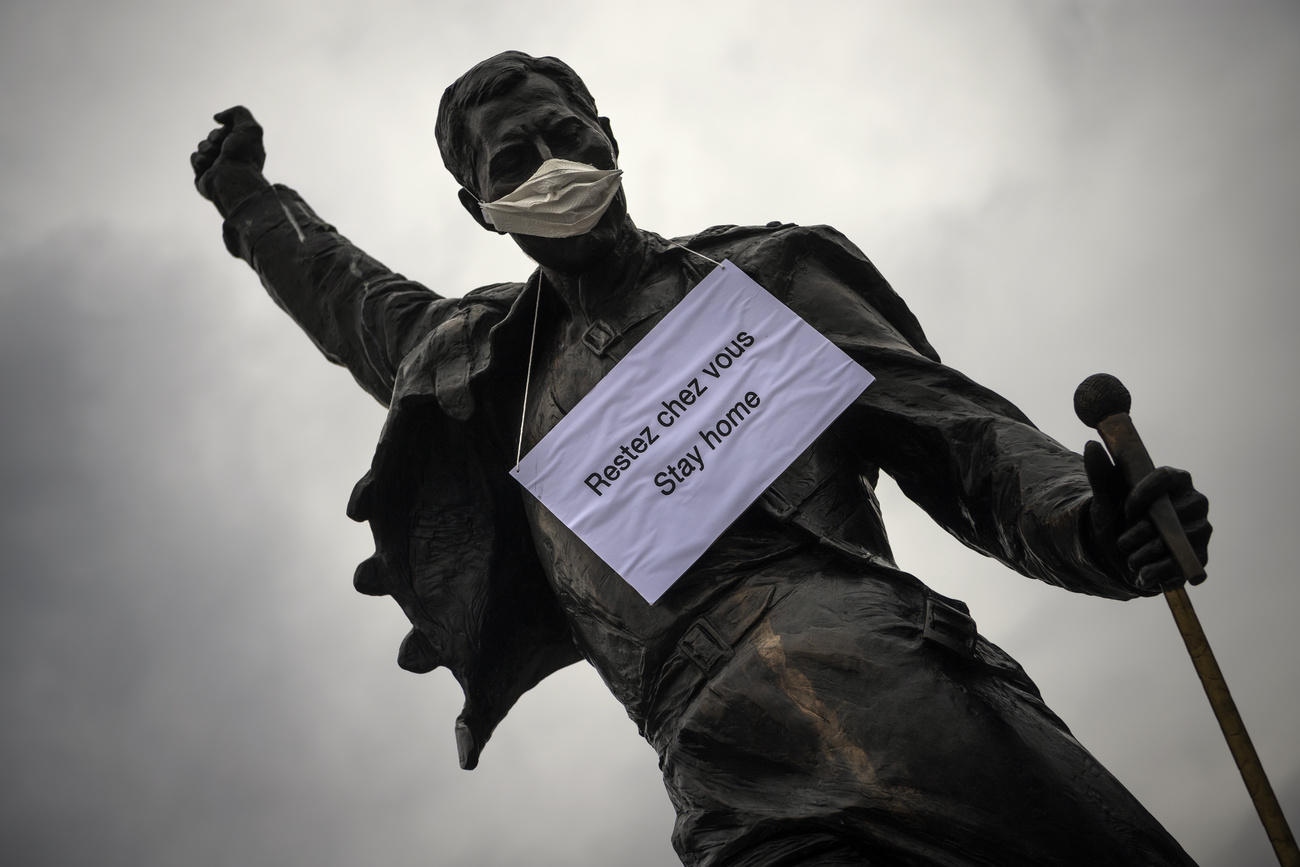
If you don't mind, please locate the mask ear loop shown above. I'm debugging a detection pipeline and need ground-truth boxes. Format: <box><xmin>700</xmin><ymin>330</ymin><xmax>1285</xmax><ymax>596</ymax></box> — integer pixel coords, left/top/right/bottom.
<box><xmin>515</xmin><ymin>270</ymin><xmax>544</xmax><ymax>467</ymax></box>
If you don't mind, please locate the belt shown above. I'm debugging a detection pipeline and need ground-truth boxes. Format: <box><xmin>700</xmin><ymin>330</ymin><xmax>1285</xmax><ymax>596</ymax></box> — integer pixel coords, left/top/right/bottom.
<box><xmin>642</xmin><ymin>577</ymin><xmax>980</xmax><ymax>745</ymax></box>
<box><xmin>643</xmin><ymin>583</ymin><xmax>780</xmax><ymax>743</ymax></box>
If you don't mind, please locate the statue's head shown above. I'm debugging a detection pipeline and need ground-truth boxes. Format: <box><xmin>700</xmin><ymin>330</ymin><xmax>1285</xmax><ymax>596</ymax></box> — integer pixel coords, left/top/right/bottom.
<box><xmin>437</xmin><ymin>52</ymin><xmax>604</xmax><ymax>193</ymax></box>
<box><xmin>437</xmin><ymin>51</ymin><xmax>627</xmax><ymax>271</ymax></box>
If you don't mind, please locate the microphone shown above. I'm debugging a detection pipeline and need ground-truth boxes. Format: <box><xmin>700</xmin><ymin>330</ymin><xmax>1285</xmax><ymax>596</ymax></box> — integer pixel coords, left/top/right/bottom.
<box><xmin>1074</xmin><ymin>372</ymin><xmax>1205</xmax><ymax>584</ymax></box>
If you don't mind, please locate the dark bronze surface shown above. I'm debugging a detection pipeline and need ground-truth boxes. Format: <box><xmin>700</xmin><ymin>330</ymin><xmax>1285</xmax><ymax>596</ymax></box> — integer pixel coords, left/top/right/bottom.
<box><xmin>192</xmin><ymin>52</ymin><xmax>1213</xmax><ymax>866</ymax></box>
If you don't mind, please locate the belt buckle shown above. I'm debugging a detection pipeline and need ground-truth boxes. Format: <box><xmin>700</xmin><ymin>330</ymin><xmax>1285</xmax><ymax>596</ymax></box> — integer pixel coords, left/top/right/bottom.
<box><xmin>581</xmin><ymin>320</ymin><xmax>617</xmax><ymax>356</ymax></box>
<box><xmin>923</xmin><ymin>596</ymin><xmax>977</xmax><ymax>658</ymax></box>
<box><xmin>760</xmin><ymin>486</ymin><xmax>797</xmax><ymax>520</ymax></box>
<box><xmin>679</xmin><ymin>617</ymin><xmax>733</xmax><ymax>676</ymax></box>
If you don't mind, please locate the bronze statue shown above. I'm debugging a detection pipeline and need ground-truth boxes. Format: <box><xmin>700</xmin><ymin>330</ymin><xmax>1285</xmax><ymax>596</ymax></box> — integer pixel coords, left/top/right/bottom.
<box><xmin>192</xmin><ymin>52</ymin><xmax>1211</xmax><ymax>866</ymax></box>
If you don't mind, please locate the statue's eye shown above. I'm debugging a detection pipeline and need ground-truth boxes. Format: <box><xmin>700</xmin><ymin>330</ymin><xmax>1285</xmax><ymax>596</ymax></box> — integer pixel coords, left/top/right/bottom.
<box><xmin>490</xmin><ymin>147</ymin><xmax>532</xmax><ymax>181</ymax></box>
<box><xmin>550</xmin><ymin>119</ymin><xmax>585</xmax><ymax>149</ymax></box>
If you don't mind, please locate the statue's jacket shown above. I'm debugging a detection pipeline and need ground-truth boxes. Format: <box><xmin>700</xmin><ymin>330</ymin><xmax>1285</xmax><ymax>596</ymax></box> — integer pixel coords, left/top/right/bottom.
<box><xmin>222</xmin><ymin>185</ymin><xmax>1137</xmax><ymax>771</ymax></box>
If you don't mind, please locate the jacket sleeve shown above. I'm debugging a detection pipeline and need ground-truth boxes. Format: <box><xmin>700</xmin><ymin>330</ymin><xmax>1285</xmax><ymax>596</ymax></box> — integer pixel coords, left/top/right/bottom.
<box><xmin>221</xmin><ymin>183</ymin><xmax>460</xmax><ymax>405</ymax></box>
<box><xmin>761</xmin><ymin>225</ymin><xmax>1135</xmax><ymax>600</ymax></box>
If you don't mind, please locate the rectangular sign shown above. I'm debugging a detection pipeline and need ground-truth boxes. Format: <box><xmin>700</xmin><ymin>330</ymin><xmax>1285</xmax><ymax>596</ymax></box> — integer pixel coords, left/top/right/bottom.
<box><xmin>510</xmin><ymin>261</ymin><xmax>874</xmax><ymax>603</ymax></box>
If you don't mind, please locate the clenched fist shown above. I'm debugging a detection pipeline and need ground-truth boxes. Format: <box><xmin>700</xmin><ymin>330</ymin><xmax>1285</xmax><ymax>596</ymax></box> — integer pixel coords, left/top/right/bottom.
<box><xmin>1084</xmin><ymin>442</ymin><xmax>1212</xmax><ymax>595</ymax></box>
<box><xmin>191</xmin><ymin>106</ymin><xmax>269</xmax><ymax>218</ymax></box>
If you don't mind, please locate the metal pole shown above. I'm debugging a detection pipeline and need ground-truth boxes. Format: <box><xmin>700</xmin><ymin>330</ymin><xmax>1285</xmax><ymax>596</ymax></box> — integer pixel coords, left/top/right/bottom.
<box><xmin>1164</xmin><ymin>586</ymin><xmax>1298</xmax><ymax>867</ymax></box>
<box><xmin>1075</xmin><ymin>373</ymin><xmax>1297</xmax><ymax>867</ymax></box>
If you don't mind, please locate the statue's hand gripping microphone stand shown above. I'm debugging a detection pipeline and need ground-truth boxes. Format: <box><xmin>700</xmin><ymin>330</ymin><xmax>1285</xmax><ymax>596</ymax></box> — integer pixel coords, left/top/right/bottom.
<box><xmin>1075</xmin><ymin>373</ymin><xmax>1298</xmax><ymax>867</ymax></box>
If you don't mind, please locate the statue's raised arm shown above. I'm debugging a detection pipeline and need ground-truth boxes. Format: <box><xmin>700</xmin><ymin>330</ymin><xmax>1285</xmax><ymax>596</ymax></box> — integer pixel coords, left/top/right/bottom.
<box><xmin>191</xmin><ymin>106</ymin><xmax>458</xmax><ymax>405</ymax></box>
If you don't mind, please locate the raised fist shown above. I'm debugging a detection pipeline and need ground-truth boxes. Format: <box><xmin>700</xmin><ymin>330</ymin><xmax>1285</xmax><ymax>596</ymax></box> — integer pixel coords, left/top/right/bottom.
<box><xmin>191</xmin><ymin>106</ymin><xmax>268</xmax><ymax>217</ymax></box>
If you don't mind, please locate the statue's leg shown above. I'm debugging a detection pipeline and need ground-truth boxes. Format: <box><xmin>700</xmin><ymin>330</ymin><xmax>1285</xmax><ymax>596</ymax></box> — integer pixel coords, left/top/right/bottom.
<box><xmin>648</xmin><ymin>563</ymin><xmax>1198</xmax><ymax>867</ymax></box>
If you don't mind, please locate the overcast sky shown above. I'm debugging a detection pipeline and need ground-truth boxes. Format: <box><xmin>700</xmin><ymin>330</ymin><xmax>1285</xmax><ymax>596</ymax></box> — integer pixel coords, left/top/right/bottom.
<box><xmin>1</xmin><ymin>1</ymin><xmax>1297</xmax><ymax>865</ymax></box>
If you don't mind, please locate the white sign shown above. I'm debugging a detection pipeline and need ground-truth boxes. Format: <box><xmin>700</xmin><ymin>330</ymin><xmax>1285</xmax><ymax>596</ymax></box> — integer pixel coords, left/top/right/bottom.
<box><xmin>510</xmin><ymin>261</ymin><xmax>874</xmax><ymax>603</ymax></box>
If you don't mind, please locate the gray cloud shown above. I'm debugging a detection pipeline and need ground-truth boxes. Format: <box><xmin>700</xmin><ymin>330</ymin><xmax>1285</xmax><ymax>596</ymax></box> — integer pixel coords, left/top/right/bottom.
<box><xmin>2</xmin><ymin>2</ymin><xmax>1297</xmax><ymax>865</ymax></box>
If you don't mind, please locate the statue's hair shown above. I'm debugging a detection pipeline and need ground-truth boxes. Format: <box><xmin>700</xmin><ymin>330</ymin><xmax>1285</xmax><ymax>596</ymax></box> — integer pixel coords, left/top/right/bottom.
<box><xmin>436</xmin><ymin>51</ymin><xmax>600</xmax><ymax>196</ymax></box>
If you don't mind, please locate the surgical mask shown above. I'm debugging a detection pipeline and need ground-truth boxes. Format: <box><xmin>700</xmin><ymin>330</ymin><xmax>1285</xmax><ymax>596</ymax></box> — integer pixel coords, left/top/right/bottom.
<box><xmin>478</xmin><ymin>158</ymin><xmax>623</xmax><ymax>238</ymax></box>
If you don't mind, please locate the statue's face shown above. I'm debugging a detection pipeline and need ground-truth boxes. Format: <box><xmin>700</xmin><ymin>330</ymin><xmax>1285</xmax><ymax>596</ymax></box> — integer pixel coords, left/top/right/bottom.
<box><xmin>464</xmin><ymin>73</ymin><xmax>627</xmax><ymax>271</ymax></box>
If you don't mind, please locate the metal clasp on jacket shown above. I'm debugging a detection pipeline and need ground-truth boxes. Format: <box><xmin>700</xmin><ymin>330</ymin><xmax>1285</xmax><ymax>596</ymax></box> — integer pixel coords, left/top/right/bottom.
<box><xmin>760</xmin><ymin>485</ymin><xmax>798</xmax><ymax>520</ymax></box>
<box><xmin>678</xmin><ymin>616</ymin><xmax>734</xmax><ymax>676</ymax></box>
<box><xmin>923</xmin><ymin>595</ymin><xmax>978</xmax><ymax>659</ymax></box>
<box><xmin>581</xmin><ymin>320</ymin><xmax>617</xmax><ymax>356</ymax></box>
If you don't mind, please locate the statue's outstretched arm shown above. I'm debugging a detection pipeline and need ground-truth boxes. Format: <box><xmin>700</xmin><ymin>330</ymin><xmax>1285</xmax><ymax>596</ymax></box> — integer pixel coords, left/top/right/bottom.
<box><xmin>192</xmin><ymin>107</ymin><xmax>458</xmax><ymax>405</ymax></box>
<box><xmin>777</xmin><ymin>228</ymin><xmax>1208</xmax><ymax>599</ymax></box>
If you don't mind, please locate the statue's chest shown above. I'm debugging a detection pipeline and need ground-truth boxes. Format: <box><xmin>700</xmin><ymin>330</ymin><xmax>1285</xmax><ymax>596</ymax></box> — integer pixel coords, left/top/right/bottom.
<box><xmin>523</xmin><ymin>288</ymin><xmax>683</xmax><ymax>447</ymax></box>
<box><xmin>517</xmin><ymin>306</ymin><xmax>682</xmax><ymax>642</ymax></box>
<box><xmin>537</xmin><ymin>330</ymin><xmax>619</xmax><ymax>425</ymax></box>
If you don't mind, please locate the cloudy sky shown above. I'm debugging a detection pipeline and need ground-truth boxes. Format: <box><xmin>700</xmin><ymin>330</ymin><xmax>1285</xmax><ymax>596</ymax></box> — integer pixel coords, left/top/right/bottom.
<box><xmin>2</xmin><ymin>1</ymin><xmax>1297</xmax><ymax>865</ymax></box>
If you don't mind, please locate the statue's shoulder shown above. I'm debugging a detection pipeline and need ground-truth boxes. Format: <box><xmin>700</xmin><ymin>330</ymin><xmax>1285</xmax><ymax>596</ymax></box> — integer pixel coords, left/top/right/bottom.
<box><xmin>677</xmin><ymin>221</ymin><xmax>871</xmax><ymax>271</ymax></box>
<box><xmin>677</xmin><ymin>222</ymin><xmax>939</xmax><ymax>362</ymax></box>
<box><xmin>678</xmin><ymin>219</ymin><xmax>808</xmax><ymax>248</ymax></box>
<box><xmin>460</xmin><ymin>280</ymin><xmax>527</xmax><ymax>314</ymax></box>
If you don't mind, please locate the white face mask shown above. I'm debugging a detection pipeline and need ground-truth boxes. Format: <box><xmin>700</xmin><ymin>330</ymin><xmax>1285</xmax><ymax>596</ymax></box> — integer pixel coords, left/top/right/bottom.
<box><xmin>478</xmin><ymin>158</ymin><xmax>623</xmax><ymax>238</ymax></box>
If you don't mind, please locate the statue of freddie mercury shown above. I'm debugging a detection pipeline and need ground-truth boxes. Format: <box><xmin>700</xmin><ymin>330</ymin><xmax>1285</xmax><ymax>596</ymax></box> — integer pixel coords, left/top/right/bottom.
<box><xmin>191</xmin><ymin>51</ymin><xmax>1212</xmax><ymax>867</ymax></box>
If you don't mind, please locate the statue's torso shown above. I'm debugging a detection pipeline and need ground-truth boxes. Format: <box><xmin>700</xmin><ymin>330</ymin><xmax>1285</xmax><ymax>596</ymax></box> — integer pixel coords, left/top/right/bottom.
<box><xmin>515</xmin><ymin>246</ymin><xmax>806</xmax><ymax>712</ymax></box>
